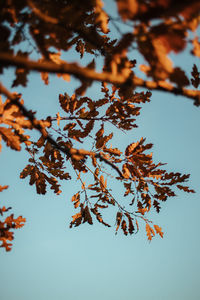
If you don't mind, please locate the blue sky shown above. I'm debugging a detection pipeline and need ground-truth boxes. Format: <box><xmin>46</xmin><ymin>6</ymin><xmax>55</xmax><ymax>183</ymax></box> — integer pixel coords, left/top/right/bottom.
<box><xmin>1</xmin><ymin>2</ymin><xmax>200</xmax><ymax>300</ymax></box>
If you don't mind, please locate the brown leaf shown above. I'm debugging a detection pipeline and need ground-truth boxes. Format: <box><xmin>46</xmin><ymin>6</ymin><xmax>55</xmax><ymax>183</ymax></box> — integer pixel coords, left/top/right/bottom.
<box><xmin>83</xmin><ymin>205</ymin><xmax>93</xmax><ymax>225</ymax></box>
<box><xmin>70</xmin><ymin>212</ymin><xmax>82</xmax><ymax>228</ymax></box>
<box><xmin>146</xmin><ymin>223</ymin><xmax>155</xmax><ymax>241</ymax></box>
<box><xmin>99</xmin><ymin>175</ymin><xmax>105</xmax><ymax>189</ymax></box>
<box><xmin>14</xmin><ymin>215</ymin><xmax>26</xmax><ymax>229</ymax></box>
<box><xmin>12</xmin><ymin>68</ymin><xmax>29</xmax><ymax>87</ymax></box>
<box><xmin>177</xmin><ymin>185</ymin><xmax>195</xmax><ymax>193</ymax></box>
<box><xmin>91</xmin><ymin>207</ymin><xmax>111</xmax><ymax>227</ymax></box>
<box><xmin>103</xmin><ymin>147</ymin><xmax>122</xmax><ymax>156</ymax></box>
<box><xmin>122</xmin><ymin>164</ymin><xmax>130</xmax><ymax>179</ymax></box>
<box><xmin>20</xmin><ymin>164</ymin><xmax>33</xmax><ymax>179</ymax></box>
<box><xmin>192</xmin><ymin>37</ymin><xmax>200</xmax><ymax>57</ymax></box>
<box><xmin>115</xmin><ymin>211</ymin><xmax>122</xmax><ymax>233</ymax></box>
<box><xmin>0</xmin><ymin>185</ymin><xmax>9</xmax><ymax>192</ymax></box>
<box><xmin>154</xmin><ymin>225</ymin><xmax>164</xmax><ymax>238</ymax></box>
<box><xmin>76</xmin><ymin>40</ymin><xmax>85</xmax><ymax>58</ymax></box>
<box><xmin>71</xmin><ymin>192</ymin><xmax>80</xmax><ymax>208</ymax></box>
<box><xmin>125</xmin><ymin>213</ymin><xmax>134</xmax><ymax>234</ymax></box>
<box><xmin>41</xmin><ymin>72</ymin><xmax>49</xmax><ymax>85</ymax></box>
<box><xmin>125</xmin><ymin>140</ymin><xmax>141</xmax><ymax>156</ymax></box>
<box><xmin>0</xmin><ymin>127</ymin><xmax>21</xmax><ymax>151</ymax></box>
<box><xmin>36</xmin><ymin>135</ymin><xmax>46</xmax><ymax>148</ymax></box>
<box><xmin>191</xmin><ymin>64</ymin><xmax>200</xmax><ymax>88</ymax></box>
<box><xmin>151</xmin><ymin>26</ymin><xmax>186</xmax><ymax>54</ymax></box>
<box><xmin>152</xmin><ymin>37</ymin><xmax>173</xmax><ymax>79</ymax></box>
<box><xmin>117</xmin><ymin>0</ymin><xmax>138</xmax><ymax>21</ymax></box>
<box><xmin>153</xmin><ymin>200</ymin><xmax>161</xmax><ymax>213</ymax></box>
<box><xmin>56</xmin><ymin>112</ymin><xmax>61</xmax><ymax>126</ymax></box>
<box><xmin>59</xmin><ymin>93</ymin><xmax>70</xmax><ymax>113</ymax></box>
<box><xmin>95</xmin><ymin>0</ymin><xmax>109</xmax><ymax>34</ymax></box>
<box><xmin>91</xmin><ymin>155</ymin><xmax>97</xmax><ymax>167</ymax></box>
<box><xmin>96</xmin><ymin>123</ymin><xmax>104</xmax><ymax>139</ymax></box>
<box><xmin>121</xmin><ymin>220</ymin><xmax>128</xmax><ymax>235</ymax></box>
<box><xmin>170</xmin><ymin>67</ymin><xmax>189</xmax><ymax>87</ymax></box>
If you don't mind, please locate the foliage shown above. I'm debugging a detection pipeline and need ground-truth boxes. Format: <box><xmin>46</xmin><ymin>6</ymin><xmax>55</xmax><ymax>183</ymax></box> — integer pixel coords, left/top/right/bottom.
<box><xmin>0</xmin><ymin>0</ymin><xmax>199</xmax><ymax>250</ymax></box>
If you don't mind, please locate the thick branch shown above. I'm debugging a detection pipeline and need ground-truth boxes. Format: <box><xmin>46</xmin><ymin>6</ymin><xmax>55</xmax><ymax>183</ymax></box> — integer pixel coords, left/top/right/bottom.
<box><xmin>0</xmin><ymin>52</ymin><xmax>125</xmax><ymax>83</ymax></box>
<box><xmin>0</xmin><ymin>52</ymin><xmax>199</xmax><ymax>105</ymax></box>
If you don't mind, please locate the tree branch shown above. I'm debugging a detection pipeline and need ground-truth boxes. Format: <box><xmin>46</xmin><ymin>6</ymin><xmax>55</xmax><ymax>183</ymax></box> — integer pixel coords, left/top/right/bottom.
<box><xmin>0</xmin><ymin>52</ymin><xmax>199</xmax><ymax>105</ymax></box>
<box><xmin>0</xmin><ymin>82</ymin><xmax>124</xmax><ymax>178</ymax></box>
<box><xmin>50</xmin><ymin>116</ymin><xmax>120</xmax><ymax>122</ymax></box>
<box><xmin>0</xmin><ymin>52</ymin><xmax>126</xmax><ymax>83</ymax></box>
<box><xmin>27</xmin><ymin>0</ymin><xmax>58</xmax><ymax>24</ymax></box>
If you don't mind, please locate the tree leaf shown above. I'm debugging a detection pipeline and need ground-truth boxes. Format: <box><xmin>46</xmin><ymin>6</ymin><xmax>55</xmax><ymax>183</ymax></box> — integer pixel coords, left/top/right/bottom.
<box><xmin>146</xmin><ymin>223</ymin><xmax>155</xmax><ymax>241</ymax></box>
<box><xmin>0</xmin><ymin>127</ymin><xmax>21</xmax><ymax>151</ymax></box>
<box><xmin>154</xmin><ymin>225</ymin><xmax>164</xmax><ymax>238</ymax></box>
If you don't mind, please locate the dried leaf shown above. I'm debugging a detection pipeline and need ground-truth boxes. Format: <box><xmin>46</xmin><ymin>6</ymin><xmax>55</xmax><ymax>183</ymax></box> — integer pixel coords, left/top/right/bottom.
<box><xmin>177</xmin><ymin>185</ymin><xmax>195</xmax><ymax>193</ymax></box>
<box><xmin>95</xmin><ymin>0</ymin><xmax>109</xmax><ymax>34</ymax></box>
<box><xmin>115</xmin><ymin>211</ymin><xmax>122</xmax><ymax>233</ymax></box>
<box><xmin>83</xmin><ymin>205</ymin><xmax>93</xmax><ymax>225</ymax></box>
<box><xmin>125</xmin><ymin>213</ymin><xmax>134</xmax><ymax>234</ymax></box>
<box><xmin>170</xmin><ymin>67</ymin><xmax>189</xmax><ymax>87</ymax></box>
<box><xmin>56</xmin><ymin>112</ymin><xmax>61</xmax><ymax>126</ymax></box>
<box><xmin>41</xmin><ymin>72</ymin><xmax>49</xmax><ymax>85</ymax></box>
<box><xmin>146</xmin><ymin>223</ymin><xmax>155</xmax><ymax>241</ymax></box>
<box><xmin>192</xmin><ymin>37</ymin><xmax>200</xmax><ymax>57</ymax></box>
<box><xmin>99</xmin><ymin>175</ymin><xmax>105</xmax><ymax>189</ymax></box>
<box><xmin>0</xmin><ymin>127</ymin><xmax>21</xmax><ymax>151</ymax></box>
<box><xmin>121</xmin><ymin>220</ymin><xmax>128</xmax><ymax>235</ymax></box>
<box><xmin>191</xmin><ymin>64</ymin><xmax>200</xmax><ymax>88</ymax></box>
<box><xmin>70</xmin><ymin>212</ymin><xmax>82</xmax><ymax>228</ymax></box>
<box><xmin>0</xmin><ymin>185</ymin><xmax>9</xmax><ymax>192</ymax></box>
<box><xmin>154</xmin><ymin>225</ymin><xmax>164</xmax><ymax>238</ymax></box>
<box><xmin>117</xmin><ymin>0</ymin><xmax>138</xmax><ymax>21</ymax></box>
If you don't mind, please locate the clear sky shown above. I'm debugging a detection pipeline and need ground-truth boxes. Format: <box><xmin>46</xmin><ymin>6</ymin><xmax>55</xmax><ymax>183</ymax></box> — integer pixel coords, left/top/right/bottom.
<box><xmin>0</xmin><ymin>2</ymin><xmax>200</xmax><ymax>300</ymax></box>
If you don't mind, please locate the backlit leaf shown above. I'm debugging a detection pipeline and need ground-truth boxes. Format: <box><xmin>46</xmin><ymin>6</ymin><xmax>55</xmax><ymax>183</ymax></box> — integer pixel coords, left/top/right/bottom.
<box><xmin>154</xmin><ymin>225</ymin><xmax>164</xmax><ymax>238</ymax></box>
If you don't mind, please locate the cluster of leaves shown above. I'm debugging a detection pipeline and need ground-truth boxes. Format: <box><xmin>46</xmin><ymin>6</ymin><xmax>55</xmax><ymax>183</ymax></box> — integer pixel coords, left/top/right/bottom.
<box><xmin>18</xmin><ymin>84</ymin><xmax>194</xmax><ymax>241</ymax></box>
<box><xmin>0</xmin><ymin>0</ymin><xmax>199</xmax><ymax>249</ymax></box>
<box><xmin>0</xmin><ymin>93</ymin><xmax>53</xmax><ymax>250</ymax></box>
<box><xmin>67</xmin><ymin>135</ymin><xmax>194</xmax><ymax>240</ymax></box>
<box><xmin>0</xmin><ymin>185</ymin><xmax>26</xmax><ymax>251</ymax></box>
<box><xmin>0</xmin><ymin>95</ymin><xmax>31</xmax><ymax>151</ymax></box>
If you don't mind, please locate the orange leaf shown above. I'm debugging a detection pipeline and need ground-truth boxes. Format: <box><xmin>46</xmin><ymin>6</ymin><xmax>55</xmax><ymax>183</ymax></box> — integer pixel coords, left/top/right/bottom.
<box><xmin>100</xmin><ymin>175</ymin><xmax>105</xmax><ymax>189</ymax></box>
<box><xmin>115</xmin><ymin>211</ymin><xmax>122</xmax><ymax>233</ymax></box>
<box><xmin>0</xmin><ymin>185</ymin><xmax>9</xmax><ymax>192</ymax></box>
<box><xmin>121</xmin><ymin>220</ymin><xmax>128</xmax><ymax>235</ymax></box>
<box><xmin>0</xmin><ymin>127</ymin><xmax>21</xmax><ymax>151</ymax></box>
<box><xmin>41</xmin><ymin>72</ymin><xmax>49</xmax><ymax>85</ymax></box>
<box><xmin>154</xmin><ymin>225</ymin><xmax>164</xmax><ymax>238</ymax></box>
<box><xmin>56</xmin><ymin>112</ymin><xmax>61</xmax><ymax>126</ymax></box>
<box><xmin>117</xmin><ymin>0</ymin><xmax>138</xmax><ymax>21</ymax></box>
<box><xmin>146</xmin><ymin>223</ymin><xmax>155</xmax><ymax>241</ymax></box>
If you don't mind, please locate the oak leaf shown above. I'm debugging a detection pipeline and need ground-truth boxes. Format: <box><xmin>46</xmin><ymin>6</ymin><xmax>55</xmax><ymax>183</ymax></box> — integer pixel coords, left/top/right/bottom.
<box><xmin>0</xmin><ymin>127</ymin><xmax>21</xmax><ymax>151</ymax></box>
<box><xmin>146</xmin><ymin>223</ymin><xmax>155</xmax><ymax>241</ymax></box>
<box><xmin>154</xmin><ymin>225</ymin><xmax>164</xmax><ymax>238</ymax></box>
<box><xmin>0</xmin><ymin>185</ymin><xmax>9</xmax><ymax>192</ymax></box>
